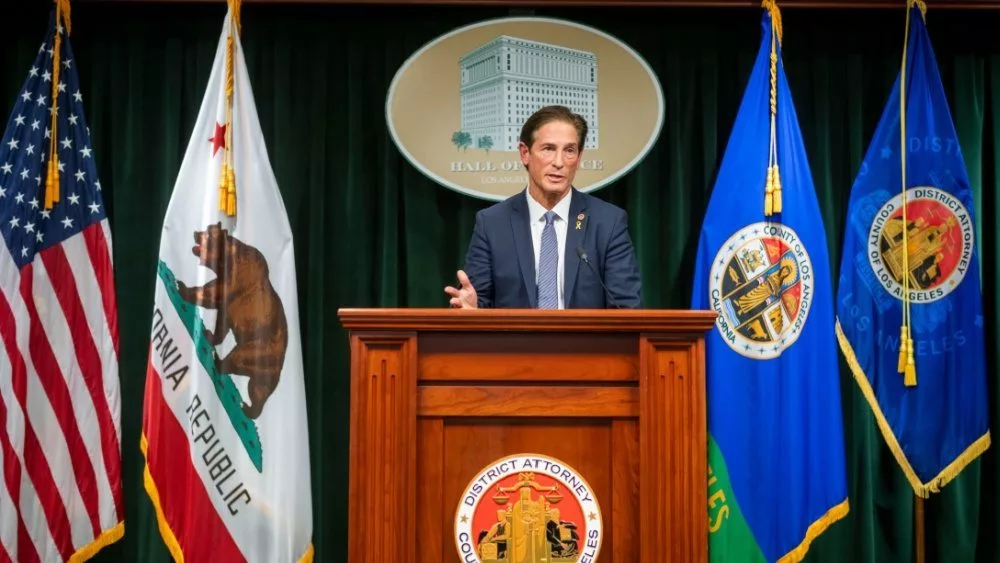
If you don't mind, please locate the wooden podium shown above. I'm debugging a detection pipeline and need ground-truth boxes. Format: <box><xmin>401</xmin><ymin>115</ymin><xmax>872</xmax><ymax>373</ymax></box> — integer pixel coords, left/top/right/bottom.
<box><xmin>339</xmin><ymin>308</ymin><xmax>715</xmax><ymax>562</ymax></box>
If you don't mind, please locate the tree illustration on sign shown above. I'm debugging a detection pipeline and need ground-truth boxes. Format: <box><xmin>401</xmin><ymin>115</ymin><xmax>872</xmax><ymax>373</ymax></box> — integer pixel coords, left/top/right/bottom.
<box><xmin>451</xmin><ymin>131</ymin><xmax>472</xmax><ymax>151</ymax></box>
<box><xmin>477</xmin><ymin>135</ymin><xmax>494</xmax><ymax>154</ymax></box>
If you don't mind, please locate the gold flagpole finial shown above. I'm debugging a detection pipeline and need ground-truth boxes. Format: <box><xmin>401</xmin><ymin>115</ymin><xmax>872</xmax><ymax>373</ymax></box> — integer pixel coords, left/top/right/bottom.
<box><xmin>762</xmin><ymin>0</ymin><xmax>783</xmax><ymax>46</ymax></box>
<box><xmin>228</xmin><ymin>0</ymin><xmax>242</xmax><ymax>36</ymax></box>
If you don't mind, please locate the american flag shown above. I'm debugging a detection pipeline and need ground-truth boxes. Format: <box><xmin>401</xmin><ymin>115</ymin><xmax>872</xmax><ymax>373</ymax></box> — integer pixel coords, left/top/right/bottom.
<box><xmin>0</xmin><ymin>11</ymin><xmax>123</xmax><ymax>563</ymax></box>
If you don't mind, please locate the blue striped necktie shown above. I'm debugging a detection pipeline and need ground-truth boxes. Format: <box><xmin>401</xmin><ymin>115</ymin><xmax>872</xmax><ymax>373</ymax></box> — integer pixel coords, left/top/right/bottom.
<box><xmin>537</xmin><ymin>210</ymin><xmax>559</xmax><ymax>309</ymax></box>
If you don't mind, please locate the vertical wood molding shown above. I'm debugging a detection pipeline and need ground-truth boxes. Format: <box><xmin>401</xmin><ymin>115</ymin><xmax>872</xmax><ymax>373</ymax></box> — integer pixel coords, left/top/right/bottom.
<box><xmin>639</xmin><ymin>335</ymin><xmax>708</xmax><ymax>562</ymax></box>
<box><xmin>347</xmin><ymin>333</ymin><xmax>417</xmax><ymax>563</ymax></box>
<box><xmin>416</xmin><ymin>418</ymin><xmax>445</xmax><ymax>563</ymax></box>
<box><xmin>611</xmin><ymin>420</ymin><xmax>640</xmax><ymax>561</ymax></box>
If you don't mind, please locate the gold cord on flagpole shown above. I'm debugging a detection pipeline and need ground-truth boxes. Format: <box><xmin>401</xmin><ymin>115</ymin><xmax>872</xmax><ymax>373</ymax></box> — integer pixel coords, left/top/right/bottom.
<box><xmin>898</xmin><ymin>0</ymin><xmax>926</xmax><ymax>387</ymax></box>
<box><xmin>763</xmin><ymin>0</ymin><xmax>783</xmax><ymax>216</ymax></box>
<box><xmin>219</xmin><ymin>0</ymin><xmax>241</xmax><ymax>217</ymax></box>
<box><xmin>44</xmin><ymin>0</ymin><xmax>72</xmax><ymax>210</ymax></box>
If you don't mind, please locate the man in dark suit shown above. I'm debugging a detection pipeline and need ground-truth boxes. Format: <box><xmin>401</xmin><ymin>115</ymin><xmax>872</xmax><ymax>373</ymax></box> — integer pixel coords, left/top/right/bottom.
<box><xmin>445</xmin><ymin>105</ymin><xmax>642</xmax><ymax>309</ymax></box>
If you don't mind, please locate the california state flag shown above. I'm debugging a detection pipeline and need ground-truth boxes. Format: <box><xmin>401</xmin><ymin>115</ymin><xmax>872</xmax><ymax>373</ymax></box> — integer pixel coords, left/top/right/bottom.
<box><xmin>141</xmin><ymin>6</ymin><xmax>313</xmax><ymax>562</ymax></box>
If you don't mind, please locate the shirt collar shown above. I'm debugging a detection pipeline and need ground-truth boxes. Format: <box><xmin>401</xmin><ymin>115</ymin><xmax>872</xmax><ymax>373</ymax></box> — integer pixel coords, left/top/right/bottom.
<box><xmin>526</xmin><ymin>188</ymin><xmax>573</xmax><ymax>224</ymax></box>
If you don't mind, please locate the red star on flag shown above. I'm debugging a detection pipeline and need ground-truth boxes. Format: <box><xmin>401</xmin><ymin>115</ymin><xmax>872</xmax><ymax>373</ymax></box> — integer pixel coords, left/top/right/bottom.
<box><xmin>210</xmin><ymin>122</ymin><xmax>226</xmax><ymax>156</ymax></box>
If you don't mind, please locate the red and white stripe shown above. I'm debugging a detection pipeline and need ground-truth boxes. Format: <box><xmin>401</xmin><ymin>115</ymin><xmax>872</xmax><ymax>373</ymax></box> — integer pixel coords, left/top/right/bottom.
<box><xmin>142</xmin><ymin>363</ymin><xmax>246</xmax><ymax>562</ymax></box>
<box><xmin>0</xmin><ymin>220</ymin><xmax>123</xmax><ymax>562</ymax></box>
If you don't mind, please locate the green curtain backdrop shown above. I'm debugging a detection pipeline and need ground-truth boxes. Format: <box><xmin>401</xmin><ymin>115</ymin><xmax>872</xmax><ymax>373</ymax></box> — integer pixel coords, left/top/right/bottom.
<box><xmin>2</xmin><ymin>2</ymin><xmax>997</xmax><ymax>562</ymax></box>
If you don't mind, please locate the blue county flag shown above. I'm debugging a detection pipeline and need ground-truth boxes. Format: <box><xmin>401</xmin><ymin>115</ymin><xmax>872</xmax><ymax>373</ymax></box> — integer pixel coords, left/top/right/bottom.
<box><xmin>141</xmin><ymin>5</ymin><xmax>314</xmax><ymax>562</ymax></box>
<box><xmin>834</xmin><ymin>0</ymin><xmax>990</xmax><ymax>497</ymax></box>
<box><xmin>691</xmin><ymin>4</ymin><xmax>849</xmax><ymax>562</ymax></box>
<box><xmin>0</xmin><ymin>5</ymin><xmax>124</xmax><ymax>562</ymax></box>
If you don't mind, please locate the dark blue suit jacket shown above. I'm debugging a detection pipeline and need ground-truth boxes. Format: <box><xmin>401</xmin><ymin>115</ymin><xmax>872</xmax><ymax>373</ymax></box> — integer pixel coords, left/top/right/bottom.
<box><xmin>463</xmin><ymin>188</ymin><xmax>642</xmax><ymax>309</ymax></box>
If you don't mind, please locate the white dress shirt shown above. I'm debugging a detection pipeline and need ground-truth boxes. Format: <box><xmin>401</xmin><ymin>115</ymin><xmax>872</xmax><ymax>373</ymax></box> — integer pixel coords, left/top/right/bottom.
<box><xmin>526</xmin><ymin>189</ymin><xmax>572</xmax><ymax>309</ymax></box>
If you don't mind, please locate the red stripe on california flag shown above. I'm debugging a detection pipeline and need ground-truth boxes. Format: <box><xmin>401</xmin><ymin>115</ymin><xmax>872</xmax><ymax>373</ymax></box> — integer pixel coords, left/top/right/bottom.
<box><xmin>39</xmin><ymin>239</ymin><xmax>123</xmax><ymax>519</ymax></box>
<box><xmin>17</xmin><ymin>264</ymin><xmax>102</xmax><ymax>540</ymax></box>
<box><xmin>143</xmin><ymin>361</ymin><xmax>246</xmax><ymax>562</ymax></box>
<box><xmin>82</xmin><ymin>222</ymin><xmax>119</xmax><ymax>359</ymax></box>
<box><xmin>0</xmin><ymin>283</ymin><xmax>71</xmax><ymax>561</ymax></box>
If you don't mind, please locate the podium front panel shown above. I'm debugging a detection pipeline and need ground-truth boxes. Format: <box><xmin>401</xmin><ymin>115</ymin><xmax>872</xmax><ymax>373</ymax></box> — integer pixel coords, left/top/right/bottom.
<box><xmin>341</xmin><ymin>309</ymin><xmax>712</xmax><ymax>563</ymax></box>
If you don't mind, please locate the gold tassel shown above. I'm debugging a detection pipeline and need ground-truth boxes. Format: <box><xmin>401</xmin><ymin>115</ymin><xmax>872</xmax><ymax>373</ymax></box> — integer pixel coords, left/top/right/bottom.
<box><xmin>771</xmin><ymin>164</ymin><xmax>782</xmax><ymax>213</ymax></box>
<box><xmin>44</xmin><ymin>158</ymin><xmax>59</xmax><ymax>208</ymax></box>
<box><xmin>764</xmin><ymin>166</ymin><xmax>775</xmax><ymax>216</ymax></box>
<box><xmin>897</xmin><ymin>325</ymin><xmax>908</xmax><ymax>373</ymax></box>
<box><xmin>218</xmin><ymin>161</ymin><xmax>229</xmax><ymax>211</ymax></box>
<box><xmin>225</xmin><ymin>164</ymin><xmax>237</xmax><ymax>216</ymax></box>
<box><xmin>904</xmin><ymin>335</ymin><xmax>917</xmax><ymax>386</ymax></box>
<box><xmin>218</xmin><ymin>159</ymin><xmax>237</xmax><ymax>216</ymax></box>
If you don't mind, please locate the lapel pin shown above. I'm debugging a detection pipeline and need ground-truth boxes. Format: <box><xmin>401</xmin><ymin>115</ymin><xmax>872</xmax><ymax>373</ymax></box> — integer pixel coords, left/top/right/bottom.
<box><xmin>576</xmin><ymin>213</ymin><xmax>584</xmax><ymax>230</ymax></box>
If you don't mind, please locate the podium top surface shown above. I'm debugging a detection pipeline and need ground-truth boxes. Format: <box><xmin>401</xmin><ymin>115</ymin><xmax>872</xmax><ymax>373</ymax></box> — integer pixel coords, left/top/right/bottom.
<box><xmin>337</xmin><ymin>308</ymin><xmax>716</xmax><ymax>332</ymax></box>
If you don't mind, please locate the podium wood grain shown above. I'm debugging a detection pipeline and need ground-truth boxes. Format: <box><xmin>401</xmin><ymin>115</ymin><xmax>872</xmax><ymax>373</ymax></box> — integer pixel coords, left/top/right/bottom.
<box><xmin>341</xmin><ymin>309</ymin><xmax>715</xmax><ymax>562</ymax></box>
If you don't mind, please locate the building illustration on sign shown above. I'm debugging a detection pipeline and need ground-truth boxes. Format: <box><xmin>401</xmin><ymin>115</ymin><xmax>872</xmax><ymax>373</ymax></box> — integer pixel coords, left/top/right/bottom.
<box><xmin>457</xmin><ymin>35</ymin><xmax>599</xmax><ymax>153</ymax></box>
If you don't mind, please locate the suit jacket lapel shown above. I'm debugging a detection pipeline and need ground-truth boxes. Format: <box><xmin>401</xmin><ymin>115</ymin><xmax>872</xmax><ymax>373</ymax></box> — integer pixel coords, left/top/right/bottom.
<box><xmin>563</xmin><ymin>190</ymin><xmax>587</xmax><ymax>308</ymax></box>
<box><xmin>510</xmin><ymin>192</ymin><xmax>537</xmax><ymax>308</ymax></box>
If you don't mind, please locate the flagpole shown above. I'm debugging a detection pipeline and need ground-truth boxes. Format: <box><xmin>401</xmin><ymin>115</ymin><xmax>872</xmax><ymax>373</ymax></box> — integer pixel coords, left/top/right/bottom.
<box><xmin>898</xmin><ymin>0</ymin><xmax>922</xmax><ymax>387</ymax></box>
<box><xmin>762</xmin><ymin>0</ymin><xmax>783</xmax><ymax>216</ymax></box>
<box><xmin>45</xmin><ymin>0</ymin><xmax>71</xmax><ymax>210</ymax></box>
<box><xmin>220</xmin><ymin>0</ymin><xmax>241</xmax><ymax>218</ymax></box>
<box><xmin>899</xmin><ymin>2</ymin><xmax>928</xmax><ymax>561</ymax></box>
<box><xmin>915</xmin><ymin>496</ymin><xmax>925</xmax><ymax>563</ymax></box>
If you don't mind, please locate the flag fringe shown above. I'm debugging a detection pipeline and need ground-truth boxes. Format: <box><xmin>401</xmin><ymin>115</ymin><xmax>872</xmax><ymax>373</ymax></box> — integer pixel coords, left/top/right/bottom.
<box><xmin>140</xmin><ymin>433</ymin><xmax>186</xmax><ymax>563</ymax></box>
<box><xmin>66</xmin><ymin>521</ymin><xmax>124</xmax><ymax>563</ymax></box>
<box><xmin>836</xmin><ymin>319</ymin><xmax>992</xmax><ymax>497</ymax></box>
<box><xmin>775</xmin><ymin>498</ymin><xmax>849</xmax><ymax>563</ymax></box>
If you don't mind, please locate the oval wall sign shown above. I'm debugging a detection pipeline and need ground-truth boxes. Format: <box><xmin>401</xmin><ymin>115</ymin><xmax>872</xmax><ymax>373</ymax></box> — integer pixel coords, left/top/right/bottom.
<box><xmin>386</xmin><ymin>17</ymin><xmax>665</xmax><ymax>201</ymax></box>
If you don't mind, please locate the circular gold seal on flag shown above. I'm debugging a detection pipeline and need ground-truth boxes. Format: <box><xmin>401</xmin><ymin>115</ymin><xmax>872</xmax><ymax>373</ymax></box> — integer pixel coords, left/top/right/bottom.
<box><xmin>709</xmin><ymin>222</ymin><xmax>814</xmax><ymax>359</ymax></box>
<box><xmin>867</xmin><ymin>186</ymin><xmax>974</xmax><ymax>303</ymax></box>
<box><xmin>454</xmin><ymin>453</ymin><xmax>603</xmax><ymax>562</ymax></box>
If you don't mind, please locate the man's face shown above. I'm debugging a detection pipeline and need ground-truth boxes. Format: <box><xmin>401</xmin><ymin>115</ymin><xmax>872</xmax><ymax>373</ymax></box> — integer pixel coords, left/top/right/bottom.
<box><xmin>519</xmin><ymin>120</ymin><xmax>581</xmax><ymax>200</ymax></box>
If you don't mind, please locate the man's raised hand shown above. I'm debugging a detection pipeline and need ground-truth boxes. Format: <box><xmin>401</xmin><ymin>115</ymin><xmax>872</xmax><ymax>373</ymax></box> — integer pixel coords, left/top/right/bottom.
<box><xmin>444</xmin><ymin>270</ymin><xmax>478</xmax><ymax>309</ymax></box>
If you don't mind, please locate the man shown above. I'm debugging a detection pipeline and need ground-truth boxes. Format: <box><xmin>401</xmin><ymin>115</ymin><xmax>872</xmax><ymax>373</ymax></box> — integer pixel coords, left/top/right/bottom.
<box><xmin>445</xmin><ymin>105</ymin><xmax>642</xmax><ymax>309</ymax></box>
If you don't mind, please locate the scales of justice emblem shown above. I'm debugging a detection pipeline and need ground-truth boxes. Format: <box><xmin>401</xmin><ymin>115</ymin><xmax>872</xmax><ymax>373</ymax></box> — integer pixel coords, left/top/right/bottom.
<box><xmin>454</xmin><ymin>454</ymin><xmax>603</xmax><ymax>563</ymax></box>
<box><xmin>709</xmin><ymin>221</ymin><xmax>814</xmax><ymax>359</ymax></box>
<box><xmin>867</xmin><ymin>186</ymin><xmax>974</xmax><ymax>303</ymax></box>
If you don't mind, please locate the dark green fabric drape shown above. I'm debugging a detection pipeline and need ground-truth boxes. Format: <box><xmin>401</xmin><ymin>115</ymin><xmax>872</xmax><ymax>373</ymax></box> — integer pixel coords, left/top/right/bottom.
<box><xmin>2</xmin><ymin>3</ymin><xmax>998</xmax><ymax>562</ymax></box>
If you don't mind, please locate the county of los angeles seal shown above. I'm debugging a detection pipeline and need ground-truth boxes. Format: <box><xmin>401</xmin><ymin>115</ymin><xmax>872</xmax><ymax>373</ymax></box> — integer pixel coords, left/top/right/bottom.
<box><xmin>454</xmin><ymin>453</ymin><xmax>603</xmax><ymax>563</ymax></box>
<box><xmin>867</xmin><ymin>186</ymin><xmax>974</xmax><ymax>303</ymax></box>
<box><xmin>709</xmin><ymin>221</ymin><xmax>814</xmax><ymax>359</ymax></box>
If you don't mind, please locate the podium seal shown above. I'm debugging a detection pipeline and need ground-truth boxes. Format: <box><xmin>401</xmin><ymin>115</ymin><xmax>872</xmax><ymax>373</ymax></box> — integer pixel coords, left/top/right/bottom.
<box><xmin>454</xmin><ymin>453</ymin><xmax>603</xmax><ymax>562</ymax></box>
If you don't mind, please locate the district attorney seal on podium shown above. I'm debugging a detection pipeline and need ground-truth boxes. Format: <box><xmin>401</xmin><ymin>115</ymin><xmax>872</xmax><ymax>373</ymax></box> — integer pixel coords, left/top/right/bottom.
<box><xmin>455</xmin><ymin>453</ymin><xmax>604</xmax><ymax>562</ymax></box>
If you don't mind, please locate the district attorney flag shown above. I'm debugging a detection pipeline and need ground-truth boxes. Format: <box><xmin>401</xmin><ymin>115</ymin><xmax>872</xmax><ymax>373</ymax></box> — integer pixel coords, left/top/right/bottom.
<box><xmin>141</xmin><ymin>5</ymin><xmax>314</xmax><ymax>562</ymax></box>
<box><xmin>691</xmin><ymin>3</ymin><xmax>848</xmax><ymax>562</ymax></box>
<box><xmin>0</xmin><ymin>5</ymin><xmax>123</xmax><ymax>562</ymax></box>
<box><xmin>835</xmin><ymin>0</ymin><xmax>990</xmax><ymax>496</ymax></box>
